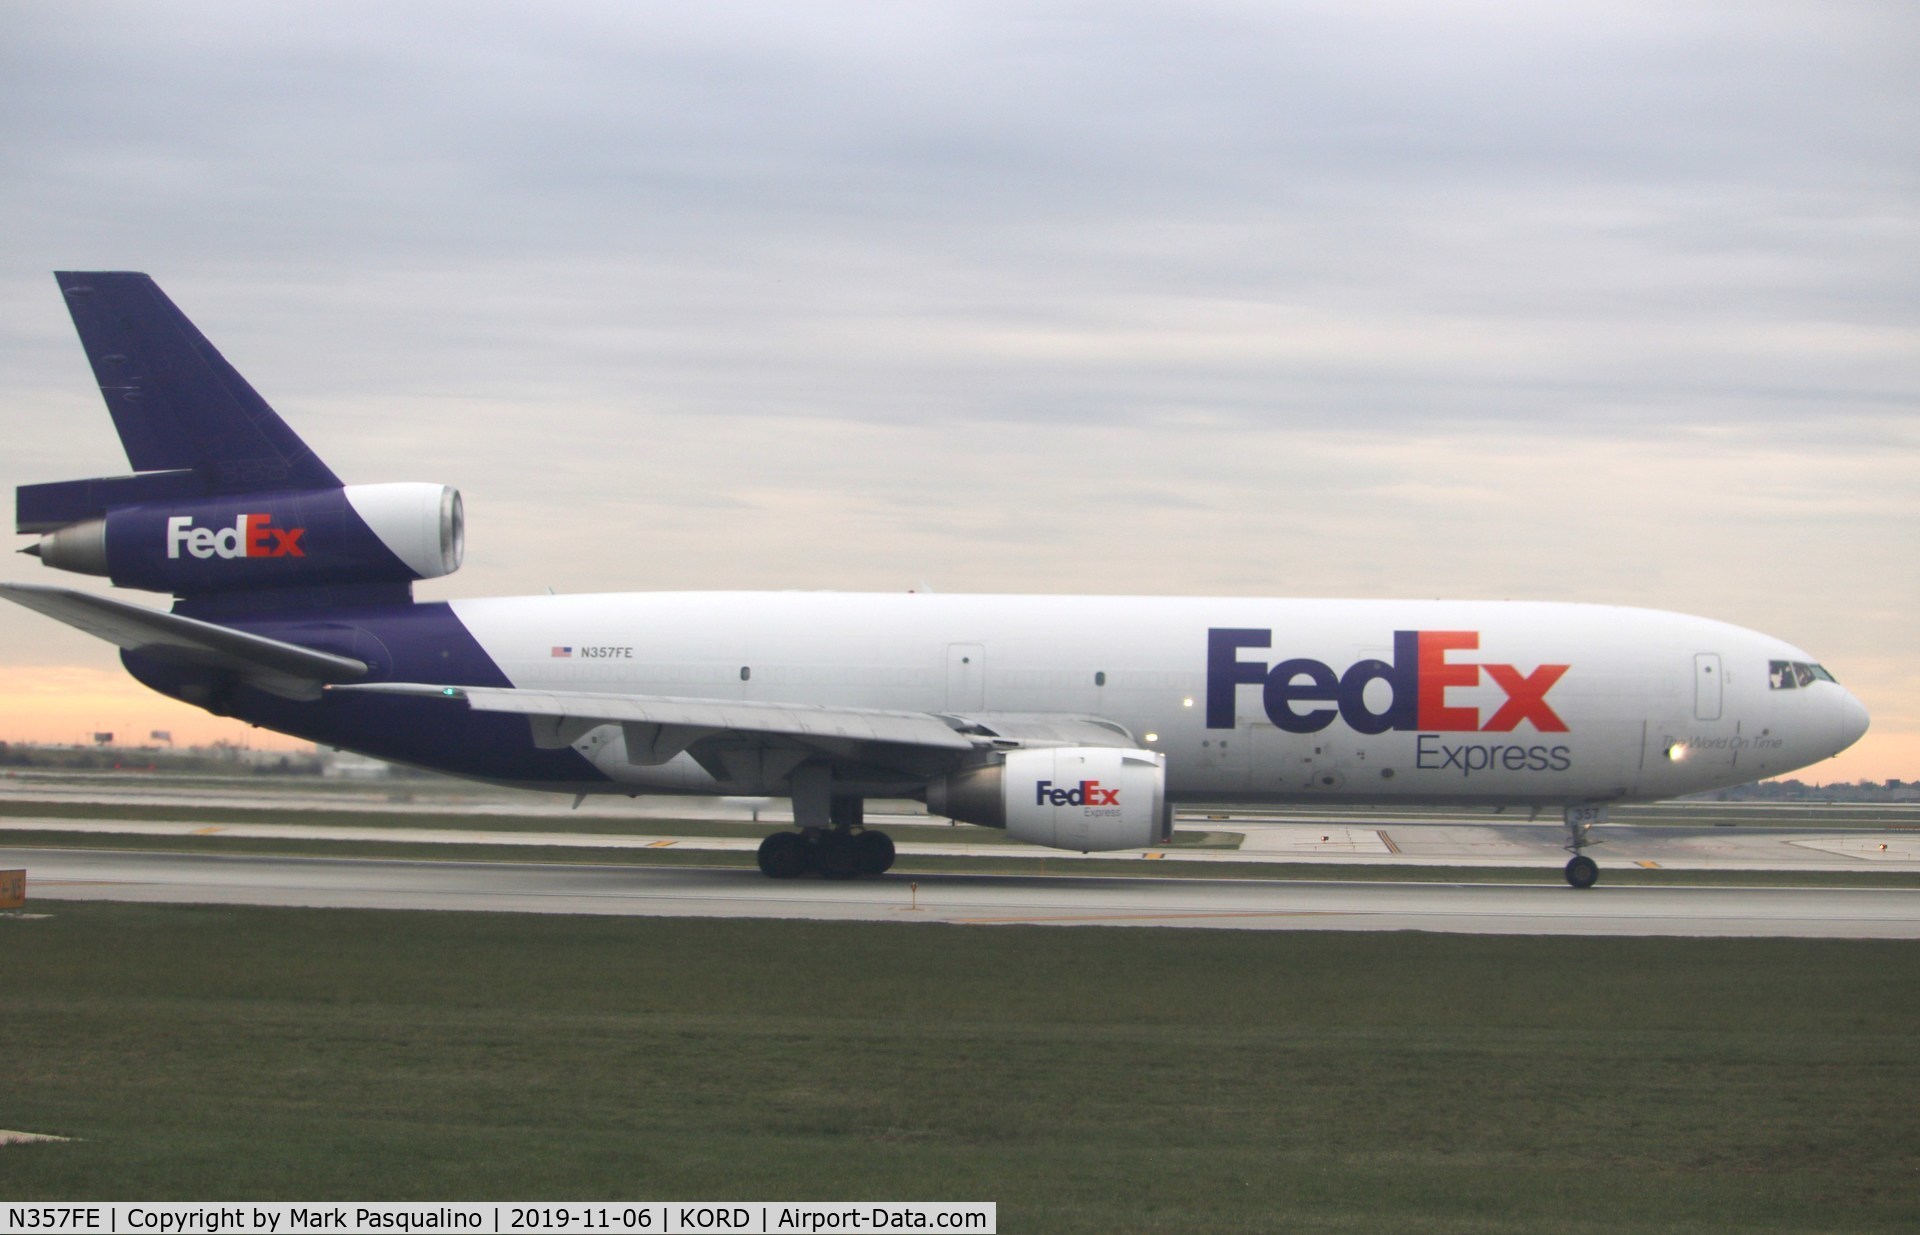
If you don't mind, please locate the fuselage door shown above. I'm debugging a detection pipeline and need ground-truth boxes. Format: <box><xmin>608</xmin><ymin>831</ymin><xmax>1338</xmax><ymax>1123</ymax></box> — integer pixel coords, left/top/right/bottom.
<box><xmin>946</xmin><ymin>643</ymin><xmax>985</xmax><ymax>711</ymax></box>
<box><xmin>1693</xmin><ymin>652</ymin><xmax>1723</xmax><ymax>721</ymax></box>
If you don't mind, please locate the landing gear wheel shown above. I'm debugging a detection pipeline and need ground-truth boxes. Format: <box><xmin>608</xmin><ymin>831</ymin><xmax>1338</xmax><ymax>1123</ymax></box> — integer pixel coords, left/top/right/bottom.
<box><xmin>757</xmin><ymin>831</ymin><xmax>811</xmax><ymax>879</ymax></box>
<box><xmin>816</xmin><ymin>832</ymin><xmax>864</xmax><ymax>880</ymax></box>
<box><xmin>1564</xmin><ymin>855</ymin><xmax>1599</xmax><ymax>889</ymax></box>
<box><xmin>854</xmin><ymin>829</ymin><xmax>896</xmax><ymax>875</ymax></box>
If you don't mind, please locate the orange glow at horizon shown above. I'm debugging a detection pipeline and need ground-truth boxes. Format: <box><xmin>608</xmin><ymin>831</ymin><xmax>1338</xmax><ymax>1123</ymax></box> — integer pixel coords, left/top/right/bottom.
<box><xmin>0</xmin><ymin>665</ymin><xmax>311</xmax><ymax>751</ymax></box>
<box><xmin>1802</xmin><ymin>733</ymin><xmax>1919</xmax><ymax>787</ymax></box>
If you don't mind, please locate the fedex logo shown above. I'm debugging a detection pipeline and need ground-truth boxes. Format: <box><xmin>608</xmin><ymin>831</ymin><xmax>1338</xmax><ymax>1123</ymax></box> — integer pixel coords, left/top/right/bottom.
<box><xmin>1036</xmin><ymin>779</ymin><xmax>1120</xmax><ymax>808</ymax></box>
<box><xmin>1207</xmin><ymin>629</ymin><xmax>1569</xmax><ymax>735</ymax></box>
<box><xmin>166</xmin><ymin>514</ymin><xmax>306</xmax><ymax>560</ymax></box>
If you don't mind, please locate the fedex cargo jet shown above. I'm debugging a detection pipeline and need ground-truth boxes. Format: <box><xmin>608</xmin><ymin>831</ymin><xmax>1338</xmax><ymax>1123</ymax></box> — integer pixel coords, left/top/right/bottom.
<box><xmin>5</xmin><ymin>273</ymin><xmax>1869</xmax><ymax>887</ymax></box>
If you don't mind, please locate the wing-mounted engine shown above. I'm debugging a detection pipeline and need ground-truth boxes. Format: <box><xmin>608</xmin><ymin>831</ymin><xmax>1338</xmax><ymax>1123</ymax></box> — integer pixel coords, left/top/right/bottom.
<box><xmin>926</xmin><ymin>746</ymin><xmax>1171</xmax><ymax>851</ymax></box>
<box><xmin>20</xmin><ymin>481</ymin><xmax>463</xmax><ymax>596</ymax></box>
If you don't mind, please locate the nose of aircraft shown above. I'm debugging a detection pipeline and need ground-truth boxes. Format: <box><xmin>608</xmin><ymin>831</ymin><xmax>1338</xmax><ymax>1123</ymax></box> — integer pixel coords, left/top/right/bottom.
<box><xmin>1838</xmin><ymin>690</ymin><xmax>1870</xmax><ymax>754</ymax></box>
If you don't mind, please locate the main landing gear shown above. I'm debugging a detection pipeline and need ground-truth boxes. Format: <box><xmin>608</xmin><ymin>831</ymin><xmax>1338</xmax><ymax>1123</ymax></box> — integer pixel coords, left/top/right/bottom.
<box><xmin>1562</xmin><ymin>804</ymin><xmax>1605</xmax><ymax>888</ymax></box>
<box><xmin>756</xmin><ymin>776</ymin><xmax>897</xmax><ymax>879</ymax></box>
<box><xmin>756</xmin><ymin>827</ymin><xmax>896</xmax><ymax>879</ymax></box>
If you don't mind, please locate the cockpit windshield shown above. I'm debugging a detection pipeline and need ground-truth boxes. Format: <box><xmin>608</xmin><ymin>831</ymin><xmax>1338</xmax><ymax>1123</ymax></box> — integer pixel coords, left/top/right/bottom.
<box><xmin>1769</xmin><ymin>660</ymin><xmax>1837</xmax><ymax>690</ymax></box>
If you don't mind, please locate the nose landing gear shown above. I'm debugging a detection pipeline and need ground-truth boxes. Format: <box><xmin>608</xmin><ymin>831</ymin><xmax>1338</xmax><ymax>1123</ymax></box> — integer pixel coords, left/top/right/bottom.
<box><xmin>1562</xmin><ymin>805</ymin><xmax>1605</xmax><ymax>888</ymax></box>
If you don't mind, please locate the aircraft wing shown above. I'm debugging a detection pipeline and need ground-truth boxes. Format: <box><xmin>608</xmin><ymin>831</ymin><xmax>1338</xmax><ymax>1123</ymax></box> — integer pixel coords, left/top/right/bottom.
<box><xmin>0</xmin><ymin>581</ymin><xmax>368</xmax><ymax>699</ymax></box>
<box><xmin>336</xmin><ymin>681</ymin><xmax>978</xmax><ymax>752</ymax></box>
<box><xmin>330</xmin><ymin>682</ymin><xmax>1137</xmax><ymax>784</ymax></box>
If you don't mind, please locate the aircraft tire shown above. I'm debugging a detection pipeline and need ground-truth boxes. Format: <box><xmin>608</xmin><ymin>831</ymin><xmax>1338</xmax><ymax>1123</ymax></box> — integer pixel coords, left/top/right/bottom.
<box><xmin>1564</xmin><ymin>855</ymin><xmax>1599</xmax><ymax>889</ymax></box>
<box><xmin>816</xmin><ymin>832</ymin><xmax>864</xmax><ymax>880</ymax></box>
<box><xmin>855</xmin><ymin>829</ymin><xmax>896</xmax><ymax>875</ymax></box>
<box><xmin>757</xmin><ymin>831</ymin><xmax>811</xmax><ymax>879</ymax></box>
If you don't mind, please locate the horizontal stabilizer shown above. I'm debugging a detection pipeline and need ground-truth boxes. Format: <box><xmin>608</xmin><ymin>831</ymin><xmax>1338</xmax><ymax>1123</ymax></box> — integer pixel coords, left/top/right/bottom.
<box><xmin>0</xmin><ymin>581</ymin><xmax>366</xmax><ymax>699</ymax></box>
<box><xmin>17</xmin><ymin>469</ymin><xmax>207</xmax><ymax>534</ymax></box>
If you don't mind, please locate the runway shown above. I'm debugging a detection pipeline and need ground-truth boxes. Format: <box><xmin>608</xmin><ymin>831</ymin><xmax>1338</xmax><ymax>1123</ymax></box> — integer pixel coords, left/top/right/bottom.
<box><xmin>8</xmin><ymin>845</ymin><xmax>1919</xmax><ymax>937</ymax></box>
<box><xmin>6</xmin><ymin>813</ymin><xmax>1919</xmax><ymax>873</ymax></box>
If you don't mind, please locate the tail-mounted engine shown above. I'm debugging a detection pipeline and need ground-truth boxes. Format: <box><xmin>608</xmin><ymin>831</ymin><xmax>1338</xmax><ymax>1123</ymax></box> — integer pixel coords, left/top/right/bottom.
<box><xmin>926</xmin><ymin>746</ymin><xmax>1171</xmax><ymax>852</ymax></box>
<box><xmin>20</xmin><ymin>481</ymin><xmax>462</xmax><ymax>596</ymax></box>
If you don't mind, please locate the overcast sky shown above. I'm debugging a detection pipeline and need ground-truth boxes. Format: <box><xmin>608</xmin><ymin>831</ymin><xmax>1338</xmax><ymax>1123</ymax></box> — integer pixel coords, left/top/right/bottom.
<box><xmin>1</xmin><ymin>1</ymin><xmax>1915</xmax><ymax>779</ymax></box>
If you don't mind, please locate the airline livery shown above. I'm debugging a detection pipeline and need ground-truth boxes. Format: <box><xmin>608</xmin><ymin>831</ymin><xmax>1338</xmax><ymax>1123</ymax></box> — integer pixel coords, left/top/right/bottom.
<box><xmin>6</xmin><ymin>273</ymin><xmax>1869</xmax><ymax>886</ymax></box>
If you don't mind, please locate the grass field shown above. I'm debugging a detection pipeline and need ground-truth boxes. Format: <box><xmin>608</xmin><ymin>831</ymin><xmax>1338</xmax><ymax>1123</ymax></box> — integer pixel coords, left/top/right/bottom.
<box><xmin>3</xmin><ymin>901</ymin><xmax>1916</xmax><ymax>1232</ymax></box>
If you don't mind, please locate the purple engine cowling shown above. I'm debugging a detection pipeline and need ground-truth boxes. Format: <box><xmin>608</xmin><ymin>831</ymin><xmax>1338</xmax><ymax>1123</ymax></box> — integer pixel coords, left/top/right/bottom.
<box><xmin>26</xmin><ymin>482</ymin><xmax>462</xmax><ymax>595</ymax></box>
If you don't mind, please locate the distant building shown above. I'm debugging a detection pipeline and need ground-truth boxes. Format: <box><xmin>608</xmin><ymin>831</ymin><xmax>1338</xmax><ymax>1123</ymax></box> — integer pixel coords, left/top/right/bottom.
<box><xmin>321</xmin><ymin>752</ymin><xmax>395</xmax><ymax>779</ymax></box>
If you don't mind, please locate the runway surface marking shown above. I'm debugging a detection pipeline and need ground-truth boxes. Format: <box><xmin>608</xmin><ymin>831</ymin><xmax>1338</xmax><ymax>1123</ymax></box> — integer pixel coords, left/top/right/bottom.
<box><xmin>955</xmin><ymin>910</ymin><xmax>1356</xmax><ymax>924</ymax></box>
<box><xmin>0</xmin><ymin>1131</ymin><xmax>73</xmax><ymax>1146</ymax></box>
<box><xmin>5</xmin><ymin>847</ymin><xmax>1918</xmax><ymax>938</ymax></box>
<box><xmin>8</xmin><ymin>815</ymin><xmax>1920</xmax><ymax>873</ymax></box>
<box><xmin>1791</xmin><ymin>836</ymin><xmax>1920</xmax><ymax>860</ymax></box>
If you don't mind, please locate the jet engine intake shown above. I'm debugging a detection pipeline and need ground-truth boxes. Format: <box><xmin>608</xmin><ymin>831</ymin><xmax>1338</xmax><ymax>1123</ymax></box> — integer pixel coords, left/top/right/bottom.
<box><xmin>926</xmin><ymin>746</ymin><xmax>1170</xmax><ymax>851</ymax></box>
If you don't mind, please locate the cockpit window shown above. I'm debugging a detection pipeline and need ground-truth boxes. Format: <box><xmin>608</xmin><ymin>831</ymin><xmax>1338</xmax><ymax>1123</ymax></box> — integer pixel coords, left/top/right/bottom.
<box><xmin>1769</xmin><ymin>660</ymin><xmax>1837</xmax><ymax>690</ymax></box>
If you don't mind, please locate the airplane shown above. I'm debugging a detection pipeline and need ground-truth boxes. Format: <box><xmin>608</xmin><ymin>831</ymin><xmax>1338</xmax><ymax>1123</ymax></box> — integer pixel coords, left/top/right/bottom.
<box><xmin>4</xmin><ymin>272</ymin><xmax>1870</xmax><ymax>887</ymax></box>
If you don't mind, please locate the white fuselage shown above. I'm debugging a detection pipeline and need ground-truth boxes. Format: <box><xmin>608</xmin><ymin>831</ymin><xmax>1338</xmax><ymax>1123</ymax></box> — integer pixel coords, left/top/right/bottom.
<box><xmin>447</xmin><ymin>592</ymin><xmax>1867</xmax><ymax>805</ymax></box>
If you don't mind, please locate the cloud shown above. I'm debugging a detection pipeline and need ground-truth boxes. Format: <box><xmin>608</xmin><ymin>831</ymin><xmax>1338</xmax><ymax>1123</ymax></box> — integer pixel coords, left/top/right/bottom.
<box><xmin>0</xmin><ymin>1</ymin><xmax>1914</xmax><ymax>773</ymax></box>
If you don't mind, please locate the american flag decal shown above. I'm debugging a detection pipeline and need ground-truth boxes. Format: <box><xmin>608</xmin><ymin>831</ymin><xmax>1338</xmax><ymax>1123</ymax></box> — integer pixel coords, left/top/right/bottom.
<box><xmin>551</xmin><ymin>646</ymin><xmax>572</xmax><ymax>658</ymax></box>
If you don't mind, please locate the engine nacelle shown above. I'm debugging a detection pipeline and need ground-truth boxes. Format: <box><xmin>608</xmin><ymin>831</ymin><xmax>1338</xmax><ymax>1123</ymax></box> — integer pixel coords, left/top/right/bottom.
<box><xmin>26</xmin><ymin>483</ymin><xmax>462</xmax><ymax>595</ymax></box>
<box><xmin>926</xmin><ymin>747</ymin><xmax>1170</xmax><ymax>852</ymax></box>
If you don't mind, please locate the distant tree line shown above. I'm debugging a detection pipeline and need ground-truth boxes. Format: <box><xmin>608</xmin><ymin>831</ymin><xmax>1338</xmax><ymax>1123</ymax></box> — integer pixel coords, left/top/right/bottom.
<box><xmin>0</xmin><ymin>740</ymin><xmax>328</xmax><ymax>777</ymax></box>
<box><xmin>1701</xmin><ymin>778</ymin><xmax>1918</xmax><ymax>804</ymax></box>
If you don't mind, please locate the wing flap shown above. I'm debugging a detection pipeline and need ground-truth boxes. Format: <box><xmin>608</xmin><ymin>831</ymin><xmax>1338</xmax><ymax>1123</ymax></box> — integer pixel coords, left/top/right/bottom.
<box><xmin>332</xmin><ymin>682</ymin><xmax>981</xmax><ymax>752</ymax></box>
<box><xmin>950</xmin><ymin>712</ymin><xmax>1140</xmax><ymax>748</ymax></box>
